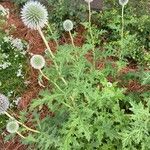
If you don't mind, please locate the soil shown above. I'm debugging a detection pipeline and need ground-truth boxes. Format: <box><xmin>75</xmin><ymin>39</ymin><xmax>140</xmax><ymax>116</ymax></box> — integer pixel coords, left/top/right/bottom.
<box><xmin>0</xmin><ymin>1</ymin><xmax>149</xmax><ymax>150</ymax></box>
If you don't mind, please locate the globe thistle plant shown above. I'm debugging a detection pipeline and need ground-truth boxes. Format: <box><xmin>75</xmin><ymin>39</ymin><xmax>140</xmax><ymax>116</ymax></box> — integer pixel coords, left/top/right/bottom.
<box><xmin>0</xmin><ymin>93</ymin><xmax>9</xmax><ymax>114</ymax></box>
<box><xmin>6</xmin><ymin>120</ymin><xmax>19</xmax><ymax>133</ymax></box>
<box><xmin>21</xmin><ymin>1</ymin><xmax>56</xmax><ymax>61</ymax></box>
<box><xmin>21</xmin><ymin>2</ymin><xmax>67</xmax><ymax>85</ymax></box>
<box><xmin>63</xmin><ymin>20</ymin><xmax>75</xmax><ymax>47</ymax></box>
<box><xmin>21</xmin><ymin>1</ymin><xmax>48</xmax><ymax>30</ymax></box>
<box><xmin>0</xmin><ymin>93</ymin><xmax>39</xmax><ymax>134</ymax></box>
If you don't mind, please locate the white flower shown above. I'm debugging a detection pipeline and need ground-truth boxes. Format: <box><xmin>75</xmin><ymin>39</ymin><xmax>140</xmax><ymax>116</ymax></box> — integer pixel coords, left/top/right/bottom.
<box><xmin>30</xmin><ymin>54</ymin><xmax>45</xmax><ymax>70</ymax></box>
<box><xmin>21</xmin><ymin>1</ymin><xmax>48</xmax><ymax>30</ymax></box>
<box><xmin>11</xmin><ymin>38</ymin><xmax>24</xmax><ymax>50</ymax></box>
<box><xmin>0</xmin><ymin>93</ymin><xmax>9</xmax><ymax>114</ymax></box>
<box><xmin>6</xmin><ymin>120</ymin><xmax>19</xmax><ymax>133</ymax></box>
<box><xmin>119</xmin><ymin>0</ymin><xmax>129</xmax><ymax>6</ymax></box>
<box><xmin>63</xmin><ymin>20</ymin><xmax>73</xmax><ymax>31</ymax></box>
<box><xmin>85</xmin><ymin>0</ymin><xmax>93</xmax><ymax>3</ymax></box>
<box><xmin>106</xmin><ymin>82</ymin><xmax>113</xmax><ymax>87</ymax></box>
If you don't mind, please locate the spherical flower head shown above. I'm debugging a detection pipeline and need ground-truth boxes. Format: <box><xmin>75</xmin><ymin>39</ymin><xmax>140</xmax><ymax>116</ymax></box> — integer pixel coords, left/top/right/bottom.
<box><xmin>119</xmin><ymin>0</ymin><xmax>129</xmax><ymax>6</ymax></box>
<box><xmin>0</xmin><ymin>94</ymin><xmax>9</xmax><ymax>114</ymax></box>
<box><xmin>30</xmin><ymin>54</ymin><xmax>45</xmax><ymax>70</ymax></box>
<box><xmin>21</xmin><ymin>1</ymin><xmax>48</xmax><ymax>30</ymax></box>
<box><xmin>63</xmin><ymin>20</ymin><xmax>73</xmax><ymax>31</ymax></box>
<box><xmin>85</xmin><ymin>0</ymin><xmax>93</xmax><ymax>3</ymax></box>
<box><xmin>6</xmin><ymin>120</ymin><xmax>19</xmax><ymax>133</ymax></box>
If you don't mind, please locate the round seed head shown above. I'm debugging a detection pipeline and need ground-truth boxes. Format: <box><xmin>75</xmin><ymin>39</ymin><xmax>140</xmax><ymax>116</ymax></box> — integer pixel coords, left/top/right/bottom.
<box><xmin>0</xmin><ymin>94</ymin><xmax>9</xmax><ymax>114</ymax></box>
<box><xmin>30</xmin><ymin>54</ymin><xmax>45</xmax><ymax>70</ymax></box>
<box><xmin>119</xmin><ymin>0</ymin><xmax>129</xmax><ymax>6</ymax></box>
<box><xmin>63</xmin><ymin>20</ymin><xmax>73</xmax><ymax>31</ymax></box>
<box><xmin>85</xmin><ymin>0</ymin><xmax>93</xmax><ymax>3</ymax></box>
<box><xmin>21</xmin><ymin>1</ymin><xmax>48</xmax><ymax>30</ymax></box>
<box><xmin>6</xmin><ymin>120</ymin><xmax>19</xmax><ymax>133</ymax></box>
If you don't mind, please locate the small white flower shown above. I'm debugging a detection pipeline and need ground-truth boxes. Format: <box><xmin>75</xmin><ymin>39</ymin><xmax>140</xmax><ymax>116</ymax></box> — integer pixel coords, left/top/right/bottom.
<box><xmin>106</xmin><ymin>82</ymin><xmax>113</xmax><ymax>87</ymax></box>
<box><xmin>30</xmin><ymin>54</ymin><xmax>45</xmax><ymax>70</ymax></box>
<box><xmin>21</xmin><ymin>1</ymin><xmax>48</xmax><ymax>30</ymax></box>
<box><xmin>6</xmin><ymin>120</ymin><xmax>19</xmax><ymax>133</ymax></box>
<box><xmin>0</xmin><ymin>93</ymin><xmax>9</xmax><ymax>114</ymax></box>
<box><xmin>85</xmin><ymin>0</ymin><xmax>93</xmax><ymax>3</ymax></box>
<box><xmin>11</xmin><ymin>38</ymin><xmax>24</xmax><ymax>50</ymax></box>
<box><xmin>17</xmin><ymin>68</ymin><xmax>23</xmax><ymax>77</ymax></box>
<box><xmin>63</xmin><ymin>20</ymin><xmax>73</xmax><ymax>31</ymax></box>
<box><xmin>119</xmin><ymin>0</ymin><xmax>129</xmax><ymax>6</ymax></box>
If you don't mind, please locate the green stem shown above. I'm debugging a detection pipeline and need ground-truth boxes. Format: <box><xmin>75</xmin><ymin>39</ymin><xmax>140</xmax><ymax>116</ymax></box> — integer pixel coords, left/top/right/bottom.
<box><xmin>120</xmin><ymin>6</ymin><xmax>124</xmax><ymax>59</ymax></box>
<box><xmin>4</xmin><ymin>112</ymin><xmax>40</xmax><ymax>133</ymax></box>
<box><xmin>69</xmin><ymin>31</ymin><xmax>75</xmax><ymax>47</ymax></box>
<box><xmin>16</xmin><ymin>131</ymin><xmax>26</xmax><ymax>139</ymax></box>
<box><xmin>88</xmin><ymin>2</ymin><xmax>95</xmax><ymax>68</ymax></box>
<box><xmin>38</xmin><ymin>27</ymin><xmax>55</xmax><ymax>59</ymax></box>
<box><xmin>38</xmin><ymin>27</ymin><xmax>67</xmax><ymax>85</ymax></box>
<box><xmin>88</xmin><ymin>2</ymin><xmax>91</xmax><ymax>25</ymax></box>
<box><xmin>39</xmin><ymin>69</ymin><xmax>50</xmax><ymax>81</ymax></box>
<box><xmin>121</xmin><ymin>6</ymin><xmax>124</xmax><ymax>40</ymax></box>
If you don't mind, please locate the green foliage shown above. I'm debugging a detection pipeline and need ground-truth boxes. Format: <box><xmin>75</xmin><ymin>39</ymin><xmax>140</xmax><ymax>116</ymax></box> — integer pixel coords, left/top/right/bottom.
<box><xmin>20</xmin><ymin>42</ymin><xmax>149</xmax><ymax>149</ymax></box>
<box><xmin>95</xmin><ymin>1</ymin><xmax>150</xmax><ymax>65</ymax></box>
<box><xmin>0</xmin><ymin>35</ymin><xmax>27</xmax><ymax>96</ymax></box>
<box><xmin>46</xmin><ymin>0</ymin><xmax>86</xmax><ymax>30</ymax></box>
<box><xmin>11</xmin><ymin>0</ymin><xmax>27</xmax><ymax>6</ymax></box>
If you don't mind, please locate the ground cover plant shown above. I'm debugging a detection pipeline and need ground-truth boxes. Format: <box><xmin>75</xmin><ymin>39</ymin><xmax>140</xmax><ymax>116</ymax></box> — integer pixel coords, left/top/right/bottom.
<box><xmin>0</xmin><ymin>0</ymin><xmax>150</xmax><ymax>149</ymax></box>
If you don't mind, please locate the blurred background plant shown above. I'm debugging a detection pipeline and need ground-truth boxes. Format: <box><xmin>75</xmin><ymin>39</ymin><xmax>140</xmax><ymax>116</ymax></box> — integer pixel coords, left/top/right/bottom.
<box><xmin>0</xmin><ymin>4</ymin><xmax>28</xmax><ymax>132</ymax></box>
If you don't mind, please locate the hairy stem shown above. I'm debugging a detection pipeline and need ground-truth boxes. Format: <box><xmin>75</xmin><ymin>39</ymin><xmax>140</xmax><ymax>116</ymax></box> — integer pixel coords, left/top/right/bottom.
<box><xmin>120</xmin><ymin>6</ymin><xmax>124</xmax><ymax>59</ymax></box>
<box><xmin>88</xmin><ymin>2</ymin><xmax>95</xmax><ymax>68</ymax></box>
<box><xmin>121</xmin><ymin>6</ymin><xmax>124</xmax><ymax>40</ymax></box>
<box><xmin>16</xmin><ymin>131</ymin><xmax>26</xmax><ymax>139</ymax></box>
<box><xmin>38</xmin><ymin>27</ymin><xmax>55</xmax><ymax>59</ymax></box>
<box><xmin>38</xmin><ymin>27</ymin><xmax>67</xmax><ymax>85</ymax></box>
<box><xmin>39</xmin><ymin>69</ymin><xmax>50</xmax><ymax>81</ymax></box>
<box><xmin>69</xmin><ymin>31</ymin><xmax>75</xmax><ymax>47</ymax></box>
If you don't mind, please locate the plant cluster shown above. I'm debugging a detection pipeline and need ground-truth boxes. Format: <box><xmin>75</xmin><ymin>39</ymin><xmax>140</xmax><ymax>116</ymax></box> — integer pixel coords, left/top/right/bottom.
<box><xmin>0</xmin><ymin>5</ymin><xmax>28</xmax><ymax>130</ymax></box>
<box><xmin>1</xmin><ymin>1</ymin><xmax>149</xmax><ymax>150</ymax></box>
<box><xmin>95</xmin><ymin>0</ymin><xmax>150</xmax><ymax>65</ymax></box>
<box><xmin>2</xmin><ymin>1</ymin><xmax>148</xmax><ymax>149</ymax></box>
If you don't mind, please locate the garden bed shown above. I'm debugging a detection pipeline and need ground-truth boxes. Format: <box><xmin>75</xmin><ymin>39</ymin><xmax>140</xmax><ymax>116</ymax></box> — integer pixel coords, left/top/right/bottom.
<box><xmin>0</xmin><ymin>0</ymin><xmax>150</xmax><ymax>150</ymax></box>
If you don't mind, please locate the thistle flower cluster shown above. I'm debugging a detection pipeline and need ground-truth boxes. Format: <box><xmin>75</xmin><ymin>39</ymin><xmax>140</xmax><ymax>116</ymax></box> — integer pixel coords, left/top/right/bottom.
<box><xmin>30</xmin><ymin>55</ymin><xmax>45</xmax><ymax>70</ymax></box>
<box><xmin>63</xmin><ymin>20</ymin><xmax>73</xmax><ymax>31</ymax></box>
<box><xmin>6</xmin><ymin>120</ymin><xmax>19</xmax><ymax>133</ymax></box>
<box><xmin>21</xmin><ymin>1</ymin><xmax>48</xmax><ymax>30</ymax></box>
<box><xmin>0</xmin><ymin>93</ymin><xmax>9</xmax><ymax>114</ymax></box>
<box><xmin>119</xmin><ymin>0</ymin><xmax>129</xmax><ymax>6</ymax></box>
